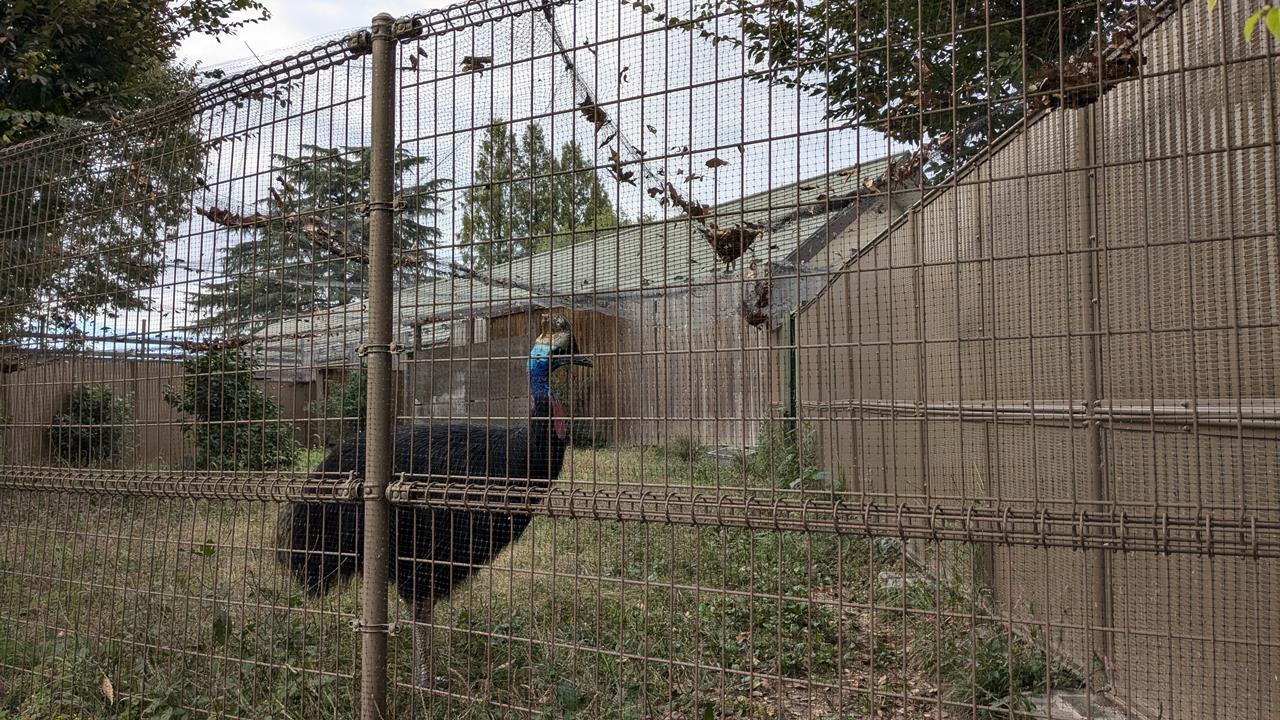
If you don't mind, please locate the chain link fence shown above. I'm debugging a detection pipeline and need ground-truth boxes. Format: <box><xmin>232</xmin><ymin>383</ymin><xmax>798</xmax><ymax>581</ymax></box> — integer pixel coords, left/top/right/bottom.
<box><xmin>0</xmin><ymin>0</ymin><xmax>1276</xmax><ymax>718</ymax></box>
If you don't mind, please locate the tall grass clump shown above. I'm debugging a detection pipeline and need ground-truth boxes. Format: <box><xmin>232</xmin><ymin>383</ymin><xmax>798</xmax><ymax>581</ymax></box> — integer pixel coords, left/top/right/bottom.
<box><xmin>749</xmin><ymin>420</ymin><xmax>826</xmax><ymax>491</ymax></box>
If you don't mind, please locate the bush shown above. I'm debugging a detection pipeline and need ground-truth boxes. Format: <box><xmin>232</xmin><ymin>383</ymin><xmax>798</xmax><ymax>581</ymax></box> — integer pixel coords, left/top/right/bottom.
<box><xmin>306</xmin><ymin>367</ymin><xmax>367</xmax><ymax>448</ymax></box>
<box><xmin>49</xmin><ymin>383</ymin><xmax>134</xmax><ymax>466</ymax></box>
<box><xmin>164</xmin><ymin>348</ymin><xmax>300</xmax><ymax>471</ymax></box>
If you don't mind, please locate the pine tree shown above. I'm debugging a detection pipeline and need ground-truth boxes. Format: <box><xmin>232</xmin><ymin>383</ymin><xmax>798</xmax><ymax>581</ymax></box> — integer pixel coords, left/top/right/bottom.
<box><xmin>513</xmin><ymin>123</ymin><xmax>558</xmax><ymax>251</ymax></box>
<box><xmin>192</xmin><ymin>145</ymin><xmax>446</xmax><ymax>333</ymax></box>
<box><xmin>544</xmin><ymin>139</ymin><xmax>621</xmax><ymax>251</ymax></box>
<box><xmin>458</xmin><ymin>122</ymin><xmax>520</xmax><ymax>268</ymax></box>
<box><xmin>460</xmin><ymin>121</ymin><xmax>623</xmax><ymax>266</ymax></box>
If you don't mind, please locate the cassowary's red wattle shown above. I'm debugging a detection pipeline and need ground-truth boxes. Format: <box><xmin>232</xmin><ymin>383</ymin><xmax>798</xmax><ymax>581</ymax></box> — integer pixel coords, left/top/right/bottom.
<box><xmin>550</xmin><ymin>396</ymin><xmax>566</xmax><ymax>439</ymax></box>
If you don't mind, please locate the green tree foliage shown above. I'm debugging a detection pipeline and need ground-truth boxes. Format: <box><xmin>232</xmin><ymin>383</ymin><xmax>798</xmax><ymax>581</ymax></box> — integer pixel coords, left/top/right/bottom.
<box><xmin>649</xmin><ymin>0</ymin><xmax>1131</xmax><ymax>175</ymax></box>
<box><xmin>460</xmin><ymin>122</ymin><xmax>521</xmax><ymax>268</ymax></box>
<box><xmin>49</xmin><ymin>383</ymin><xmax>134</xmax><ymax>466</ymax></box>
<box><xmin>1217</xmin><ymin>1</ymin><xmax>1280</xmax><ymax>41</ymax></box>
<box><xmin>0</xmin><ymin>0</ymin><xmax>266</xmax><ymax>347</ymax></box>
<box><xmin>0</xmin><ymin>117</ymin><xmax>204</xmax><ymax>345</ymax></box>
<box><xmin>543</xmin><ymin>139</ymin><xmax>621</xmax><ymax>252</ymax></box>
<box><xmin>191</xmin><ymin>145</ymin><xmax>448</xmax><ymax>333</ymax></box>
<box><xmin>460</xmin><ymin>121</ymin><xmax>621</xmax><ymax>267</ymax></box>
<box><xmin>0</xmin><ymin>0</ymin><xmax>268</xmax><ymax>144</ymax></box>
<box><xmin>163</xmin><ymin>347</ymin><xmax>300</xmax><ymax>470</ymax></box>
<box><xmin>306</xmin><ymin>367</ymin><xmax>367</xmax><ymax>448</ymax></box>
<box><xmin>515</xmin><ymin>123</ymin><xmax>558</xmax><ymax>250</ymax></box>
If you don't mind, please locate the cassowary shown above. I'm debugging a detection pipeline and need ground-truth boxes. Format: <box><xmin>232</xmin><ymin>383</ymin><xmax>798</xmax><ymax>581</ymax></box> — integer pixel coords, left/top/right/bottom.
<box><xmin>277</xmin><ymin>314</ymin><xmax>592</xmax><ymax>687</ymax></box>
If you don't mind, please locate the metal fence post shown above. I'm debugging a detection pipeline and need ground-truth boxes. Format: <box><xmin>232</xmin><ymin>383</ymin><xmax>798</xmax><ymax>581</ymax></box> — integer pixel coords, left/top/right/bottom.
<box><xmin>783</xmin><ymin>311</ymin><xmax>797</xmax><ymax>444</ymax></box>
<box><xmin>1076</xmin><ymin>103</ymin><xmax>1113</xmax><ymax>668</ymax></box>
<box><xmin>362</xmin><ymin>11</ymin><xmax>397</xmax><ymax>719</ymax></box>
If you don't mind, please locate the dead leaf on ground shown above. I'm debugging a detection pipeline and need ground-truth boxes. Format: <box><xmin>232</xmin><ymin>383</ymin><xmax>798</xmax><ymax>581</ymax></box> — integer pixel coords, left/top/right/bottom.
<box><xmin>100</xmin><ymin>674</ymin><xmax>115</xmax><ymax>705</ymax></box>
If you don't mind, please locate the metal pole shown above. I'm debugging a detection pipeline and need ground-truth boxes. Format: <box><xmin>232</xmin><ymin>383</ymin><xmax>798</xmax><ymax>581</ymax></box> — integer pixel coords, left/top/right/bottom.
<box><xmin>361</xmin><ymin>11</ymin><xmax>396</xmax><ymax>719</ymax></box>
<box><xmin>1076</xmin><ymin>104</ymin><xmax>1112</xmax><ymax>665</ymax></box>
<box><xmin>783</xmin><ymin>311</ymin><xmax>797</xmax><ymax>444</ymax></box>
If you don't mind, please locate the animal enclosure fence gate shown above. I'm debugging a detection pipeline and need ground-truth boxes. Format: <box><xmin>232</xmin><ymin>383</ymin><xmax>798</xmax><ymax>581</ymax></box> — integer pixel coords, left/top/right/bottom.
<box><xmin>0</xmin><ymin>0</ymin><xmax>1277</xmax><ymax>719</ymax></box>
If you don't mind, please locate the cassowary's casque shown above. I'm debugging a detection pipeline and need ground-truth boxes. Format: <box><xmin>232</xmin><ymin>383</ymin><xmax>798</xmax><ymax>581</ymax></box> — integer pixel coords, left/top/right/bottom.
<box><xmin>277</xmin><ymin>314</ymin><xmax>591</xmax><ymax>686</ymax></box>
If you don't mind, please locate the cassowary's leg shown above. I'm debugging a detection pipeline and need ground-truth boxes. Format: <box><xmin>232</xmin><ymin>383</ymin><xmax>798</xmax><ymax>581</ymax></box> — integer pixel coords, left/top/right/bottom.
<box><xmin>411</xmin><ymin>602</ymin><xmax>434</xmax><ymax>690</ymax></box>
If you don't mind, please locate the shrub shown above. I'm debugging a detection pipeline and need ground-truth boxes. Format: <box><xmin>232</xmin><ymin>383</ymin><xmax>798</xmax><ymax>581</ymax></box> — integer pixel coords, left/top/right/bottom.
<box><xmin>164</xmin><ymin>347</ymin><xmax>300</xmax><ymax>471</ymax></box>
<box><xmin>306</xmin><ymin>367</ymin><xmax>367</xmax><ymax>448</ymax></box>
<box><xmin>49</xmin><ymin>383</ymin><xmax>134</xmax><ymax>466</ymax></box>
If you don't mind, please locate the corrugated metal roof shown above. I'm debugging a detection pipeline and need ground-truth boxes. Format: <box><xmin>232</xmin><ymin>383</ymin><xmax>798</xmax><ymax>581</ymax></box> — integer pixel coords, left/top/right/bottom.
<box><xmin>256</xmin><ymin>155</ymin><xmax>897</xmax><ymax>370</ymax></box>
<box><xmin>478</xmin><ymin>155</ymin><xmax>895</xmax><ymax>296</ymax></box>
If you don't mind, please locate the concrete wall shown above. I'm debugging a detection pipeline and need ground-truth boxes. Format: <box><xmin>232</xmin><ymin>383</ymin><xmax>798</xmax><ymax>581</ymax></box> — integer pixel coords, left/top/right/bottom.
<box><xmin>0</xmin><ymin>353</ymin><xmax>326</xmax><ymax>467</ymax></box>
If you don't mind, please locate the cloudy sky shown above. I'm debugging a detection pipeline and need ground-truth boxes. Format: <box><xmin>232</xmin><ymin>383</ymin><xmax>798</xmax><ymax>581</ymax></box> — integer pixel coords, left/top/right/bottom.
<box><xmin>177</xmin><ymin>0</ymin><xmax>452</xmax><ymax>68</ymax></box>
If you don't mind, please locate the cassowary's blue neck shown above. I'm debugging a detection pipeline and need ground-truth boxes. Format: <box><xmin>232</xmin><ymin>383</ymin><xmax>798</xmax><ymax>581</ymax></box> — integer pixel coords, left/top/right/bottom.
<box><xmin>528</xmin><ymin>345</ymin><xmax>554</xmax><ymax>404</ymax></box>
<box><xmin>527</xmin><ymin>350</ymin><xmax>570</xmax><ymax>478</ymax></box>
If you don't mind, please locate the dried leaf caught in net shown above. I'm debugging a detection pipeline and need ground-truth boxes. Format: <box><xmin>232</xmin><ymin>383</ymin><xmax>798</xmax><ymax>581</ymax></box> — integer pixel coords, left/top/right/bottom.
<box><xmin>578</xmin><ymin>98</ymin><xmax>609</xmax><ymax>131</ymax></box>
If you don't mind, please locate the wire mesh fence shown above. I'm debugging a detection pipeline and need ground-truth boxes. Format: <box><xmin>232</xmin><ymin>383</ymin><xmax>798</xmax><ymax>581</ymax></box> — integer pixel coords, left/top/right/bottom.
<box><xmin>0</xmin><ymin>0</ymin><xmax>1277</xmax><ymax>718</ymax></box>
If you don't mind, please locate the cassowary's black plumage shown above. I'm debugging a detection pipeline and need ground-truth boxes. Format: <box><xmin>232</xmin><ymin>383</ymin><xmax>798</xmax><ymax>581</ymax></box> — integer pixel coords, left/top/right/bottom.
<box><xmin>277</xmin><ymin>314</ymin><xmax>589</xmax><ymax>685</ymax></box>
<box><xmin>280</xmin><ymin>406</ymin><xmax>569</xmax><ymax>605</ymax></box>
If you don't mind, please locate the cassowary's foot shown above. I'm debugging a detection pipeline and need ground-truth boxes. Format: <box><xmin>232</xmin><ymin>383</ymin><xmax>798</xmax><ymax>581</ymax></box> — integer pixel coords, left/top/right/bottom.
<box><xmin>411</xmin><ymin>605</ymin><xmax>447</xmax><ymax>691</ymax></box>
<box><xmin>413</xmin><ymin>670</ymin><xmax>450</xmax><ymax>691</ymax></box>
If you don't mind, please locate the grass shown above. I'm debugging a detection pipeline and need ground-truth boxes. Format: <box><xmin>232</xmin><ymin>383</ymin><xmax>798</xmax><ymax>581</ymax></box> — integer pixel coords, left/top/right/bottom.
<box><xmin>0</xmin><ymin>435</ymin><xmax>1079</xmax><ymax>719</ymax></box>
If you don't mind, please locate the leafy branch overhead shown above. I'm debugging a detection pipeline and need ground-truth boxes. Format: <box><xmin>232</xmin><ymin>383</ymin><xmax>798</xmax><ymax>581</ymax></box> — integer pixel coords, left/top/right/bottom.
<box><xmin>632</xmin><ymin>0</ymin><xmax>1177</xmax><ymax>178</ymax></box>
<box><xmin>1217</xmin><ymin>1</ymin><xmax>1280</xmax><ymax>40</ymax></box>
<box><xmin>0</xmin><ymin>0</ymin><xmax>269</xmax><ymax>145</ymax></box>
<box><xmin>0</xmin><ymin>0</ymin><xmax>268</xmax><ymax>354</ymax></box>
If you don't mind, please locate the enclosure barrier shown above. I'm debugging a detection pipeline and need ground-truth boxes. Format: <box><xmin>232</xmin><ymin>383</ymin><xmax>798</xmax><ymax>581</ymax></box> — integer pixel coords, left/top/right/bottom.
<box><xmin>0</xmin><ymin>0</ymin><xmax>1277</xmax><ymax>718</ymax></box>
